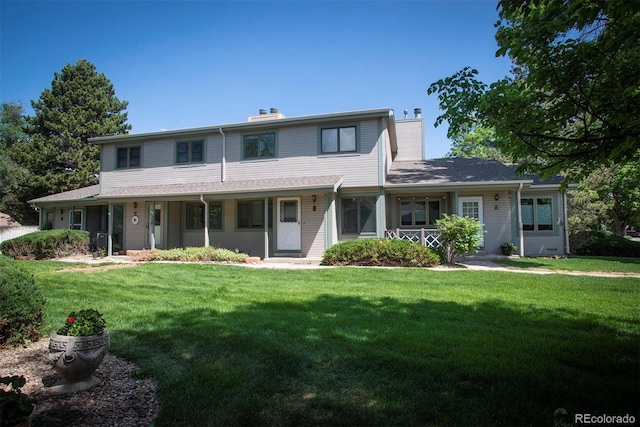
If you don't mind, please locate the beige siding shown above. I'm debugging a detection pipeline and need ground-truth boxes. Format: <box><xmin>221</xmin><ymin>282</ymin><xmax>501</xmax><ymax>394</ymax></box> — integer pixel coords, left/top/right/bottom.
<box><xmin>395</xmin><ymin>119</ymin><xmax>424</xmax><ymax>161</ymax></box>
<box><xmin>522</xmin><ymin>191</ymin><xmax>567</xmax><ymax>256</ymax></box>
<box><xmin>124</xmin><ymin>201</ymin><xmax>147</xmax><ymax>250</ymax></box>
<box><xmin>101</xmin><ymin>136</ymin><xmax>223</xmax><ymax>192</ymax></box>
<box><xmin>100</xmin><ymin>120</ymin><xmax>382</xmax><ymax>192</ymax></box>
<box><xmin>300</xmin><ymin>194</ymin><xmax>326</xmax><ymax>257</ymax></box>
<box><xmin>166</xmin><ymin>201</ymin><xmax>181</xmax><ymax>249</ymax></box>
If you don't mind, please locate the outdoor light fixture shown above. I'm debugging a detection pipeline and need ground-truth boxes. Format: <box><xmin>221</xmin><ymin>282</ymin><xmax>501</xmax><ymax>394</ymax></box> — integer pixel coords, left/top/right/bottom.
<box><xmin>495</xmin><ymin>194</ymin><xmax>500</xmax><ymax>201</ymax></box>
<box><xmin>312</xmin><ymin>195</ymin><xmax>317</xmax><ymax>211</ymax></box>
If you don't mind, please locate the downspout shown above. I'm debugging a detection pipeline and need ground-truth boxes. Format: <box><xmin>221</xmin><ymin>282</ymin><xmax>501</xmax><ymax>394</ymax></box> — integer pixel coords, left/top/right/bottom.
<box><xmin>563</xmin><ymin>191</ymin><xmax>570</xmax><ymax>255</ymax></box>
<box><xmin>218</xmin><ymin>128</ymin><xmax>226</xmax><ymax>182</ymax></box>
<box><xmin>200</xmin><ymin>194</ymin><xmax>210</xmax><ymax>247</ymax></box>
<box><xmin>517</xmin><ymin>183</ymin><xmax>524</xmax><ymax>257</ymax></box>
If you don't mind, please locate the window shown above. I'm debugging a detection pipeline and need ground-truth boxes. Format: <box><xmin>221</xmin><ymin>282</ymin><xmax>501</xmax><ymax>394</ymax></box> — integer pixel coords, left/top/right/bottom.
<box><xmin>116</xmin><ymin>146</ymin><xmax>141</xmax><ymax>169</ymax></box>
<box><xmin>280</xmin><ymin>200</ymin><xmax>298</xmax><ymax>223</ymax></box>
<box><xmin>342</xmin><ymin>197</ymin><xmax>376</xmax><ymax>234</ymax></box>
<box><xmin>243</xmin><ymin>133</ymin><xmax>275</xmax><ymax>160</ymax></box>
<box><xmin>176</xmin><ymin>140</ymin><xmax>204</xmax><ymax>164</ymax></box>
<box><xmin>321</xmin><ymin>126</ymin><xmax>357</xmax><ymax>153</ymax></box>
<box><xmin>69</xmin><ymin>209</ymin><xmax>83</xmax><ymax>230</ymax></box>
<box><xmin>185</xmin><ymin>202</ymin><xmax>223</xmax><ymax>230</ymax></box>
<box><xmin>237</xmin><ymin>200</ymin><xmax>273</xmax><ymax>229</ymax></box>
<box><xmin>400</xmin><ymin>200</ymin><xmax>441</xmax><ymax>226</ymax></box>
<box><xmin>521</xmin><ymin>198</ymin><xmax>554</xmax><ymax>231</ymax></box>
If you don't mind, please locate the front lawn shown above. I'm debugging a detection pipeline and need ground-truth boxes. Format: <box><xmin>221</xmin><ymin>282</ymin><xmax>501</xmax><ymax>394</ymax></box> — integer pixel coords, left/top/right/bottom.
<box><xmin>495</xmin><ymin>255</ymin><xmax>640</xmax><ymax>274</ymax></box>
<box><xmin>20</xmin><ymin>262</ymin><xmax>640</xmax><ymax>426</ymax></box>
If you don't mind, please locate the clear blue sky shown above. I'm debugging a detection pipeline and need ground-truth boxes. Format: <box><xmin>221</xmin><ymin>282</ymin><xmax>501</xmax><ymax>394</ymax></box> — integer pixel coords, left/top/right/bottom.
<box><xmin>1</xmin><ymin>0</ymin><xmax>511</xmax><ymax>158</ymax></box>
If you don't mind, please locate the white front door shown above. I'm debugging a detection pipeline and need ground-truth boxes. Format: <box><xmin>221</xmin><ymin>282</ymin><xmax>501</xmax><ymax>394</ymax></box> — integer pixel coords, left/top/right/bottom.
<box><xmin>458</xmin><ymin>196</ymin><xmax>484</xmax><ymax>247</ymax></box>
<box><xmin>277</xmin><ymin>197</ymin><xmax>301</xmax><ymax>251</ymax></box>
<box><xmin>149</xmin><ymin>203</ymin><xmax>163</xmax><ymax>249</ymax></box>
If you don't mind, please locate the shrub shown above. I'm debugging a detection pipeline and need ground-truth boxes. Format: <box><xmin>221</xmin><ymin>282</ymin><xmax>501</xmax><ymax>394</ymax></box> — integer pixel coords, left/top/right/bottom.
<box><xmin>0</xmin><ymin>229</ymin><xmax>89</xmax><ymax>260</ymax></box>
<box><xmin>132</xmin><ymin>247</ymin><xmax>248</xmax><ymax>263</ymax></box>
<box><xmin>0</xmin><ymin>255</ymin><xmax>46</xmax><ymax>347</ymax></box>
<box><xmin>321</xmin><ymin>239</ymin><xmax>439</xmax><ymax>267</ymax></box>
<box><xmin>573</xmin><ymin>231</ymin><xmax>640</xmax><ymax>257</ymax></box>
<box><xmin>435</xmin><ymin>214</ymin><xmax>483</xmax><ymax>264</ymax></box>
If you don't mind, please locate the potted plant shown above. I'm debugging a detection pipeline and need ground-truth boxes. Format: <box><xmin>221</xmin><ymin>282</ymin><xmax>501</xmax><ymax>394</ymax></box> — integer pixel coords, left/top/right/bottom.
<box><xmin>48</xmin><ymin>309</ymin><xmax>110</xmax><ymax>393</ymax></box>
<box><xmin>500</xmin><ymin>242</ymin><xmax>518</xmax><ymax>256</ymax></box>
<box><xmin>0</xmin><ymin>375</ymin><xmax>36</xmax><ymax>427</ymax></box>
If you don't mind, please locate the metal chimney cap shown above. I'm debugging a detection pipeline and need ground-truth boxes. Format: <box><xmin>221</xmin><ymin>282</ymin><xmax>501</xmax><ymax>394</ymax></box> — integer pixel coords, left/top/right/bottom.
<box><xmin>259</xmin><ymin>109</ymin><xmax>267</xmax><ymax>115</ymax></box>
<box><xmin>270</xmin><ymin>107</ymin><xmax>278</xmax><ymax>114</ymax></box>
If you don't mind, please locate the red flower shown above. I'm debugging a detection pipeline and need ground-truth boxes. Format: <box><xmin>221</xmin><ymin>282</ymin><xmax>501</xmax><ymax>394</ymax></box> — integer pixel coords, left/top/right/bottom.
<box><xmin>66</xmin><ymin>317</ymin><xmax>75</xmax><ymax>324</ymax></box>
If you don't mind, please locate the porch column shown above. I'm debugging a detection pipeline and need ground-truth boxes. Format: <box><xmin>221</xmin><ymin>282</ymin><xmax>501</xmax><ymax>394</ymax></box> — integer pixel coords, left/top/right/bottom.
<box><xmin>150</xmin><ymin>201</ymin><xmax>155</xmax><ymax>249</ymax></box>
<box><xmin>517</xmin><ymin>184</ymin><xmax>525</xmax><ymax>257</ymax></box>
<box><xmin>376</xmin><ymin>190</ymin><xmax>386</xmax><ymax>238</ymax></box>
<box><xmin>201</xmin><ymin>196</ymin><xmax>210</xmax><ymax>247</ymax></box>
<box><xmin>107</xmin><ymin>204</ymin><xmax>113</xmax><ymax>256</ymax></box>
<box><xmin>264</xmin><ymin>197</ymin><xmax>269</xmax><ymax>259</ymax></box>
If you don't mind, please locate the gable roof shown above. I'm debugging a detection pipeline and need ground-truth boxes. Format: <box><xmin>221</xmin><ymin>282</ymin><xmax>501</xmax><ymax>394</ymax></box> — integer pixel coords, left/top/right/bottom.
<box><xmin>89</xmin><ymin>108</ymin><xmax>395</xmax><ymax>145</ymax></box>
<box><xmin>386</xmin><ymin>158</ymin><xmax>534</xmax><ymax>189</ymax></box>
<box><xmin>97</xmin><ymin>175</ymin><xmax>343</xmax><ymax>199</ymax></box>
<box><xmin>28</xmin><ymin>185</ymin><xmax>101</xmax><ymax>204</ymax></box>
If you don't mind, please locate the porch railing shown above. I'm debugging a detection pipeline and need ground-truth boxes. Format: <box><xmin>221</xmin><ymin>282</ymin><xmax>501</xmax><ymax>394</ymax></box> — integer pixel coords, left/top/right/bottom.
<box><xmin>385</xmin><ymin>228</ymin><xmax>442</xmax><ymax>249</ymax></box>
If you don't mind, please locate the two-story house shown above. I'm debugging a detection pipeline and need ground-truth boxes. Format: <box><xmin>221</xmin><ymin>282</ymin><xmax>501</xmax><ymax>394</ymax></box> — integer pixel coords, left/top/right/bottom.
<box><xmin>29</xmin><ymin>107</ymin><xmax>571</xmax><ymax>258</ymax></box>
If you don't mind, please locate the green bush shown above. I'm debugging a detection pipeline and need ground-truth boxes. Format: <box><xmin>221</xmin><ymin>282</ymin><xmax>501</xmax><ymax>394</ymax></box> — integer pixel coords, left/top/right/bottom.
<box><xmin>573</xmin><ymin>231</ymin><xmax>640</xmax><ymax>257</ymax></box>
<box><xmin>153</xmin><ymin>246</ymin><xmax>248</xmax><ymax>263</ymax></box>
<box><xmin>435</xmin><ymin>214</ymin><xmax>483</xmax><ymax>264</ymax></box>
<box><xmin>0</xmin><ymin>229</ymin><xmax>89</xmax><ymax>260</ymax></box>
<box><xmin>321</xmin><ymin>239</ymin><xmax>440</xmax><ymax>267</ymax></box>
<box><xmin>0</xmin><ymin>255</ymin><xmax>46</xmax><ymax>346</ymax></box>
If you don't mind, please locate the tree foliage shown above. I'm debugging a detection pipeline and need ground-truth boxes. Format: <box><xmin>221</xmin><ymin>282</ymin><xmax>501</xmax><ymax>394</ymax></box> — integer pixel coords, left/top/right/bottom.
<box><xmin>0</xmin><ymin>102</ymin><xmax>30</xmax><ymax>222</ymax></box>
<box><xmin>446</xmin><ymin>124</ymin><xmax>512</xmax><ymax>163</ymax></box>
<box><xmin>569</xmin><ymin>156</ymin><xmax>640</xmax><ymax>237</ymax></box>
<box><xmin>435</xmin><ymin>214</ymin><xmax>483</xmax><ymax>264</ymax></box>
<box><xmin>2</xmin><ymin>59</ymin><xmax>131</xmax><ymax>223</ymax></box>
<box><xmin>428</xmin><ymin>0</ymin><xmax>640</xmax><ymax>181</ymax></box>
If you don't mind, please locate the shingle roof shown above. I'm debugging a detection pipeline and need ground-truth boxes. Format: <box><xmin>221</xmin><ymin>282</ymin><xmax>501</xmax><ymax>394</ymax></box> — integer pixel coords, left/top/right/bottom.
<box><xmin>28</xmin><ymin>185</ymin><xmax>101</xmax><ymax>204</ymax></box>
<box><xmin>97</xmin><ymin>175</ymin><xmax>344</xmax><ymax>199</ymax></box>
<box><xmin>386</xmin><ymin>158</ymin><xmax>532</xmax><ymax>186</ymax></box>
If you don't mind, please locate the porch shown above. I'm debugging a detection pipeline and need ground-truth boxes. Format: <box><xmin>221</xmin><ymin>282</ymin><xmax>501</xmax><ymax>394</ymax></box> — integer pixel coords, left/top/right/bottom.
<box><xmin>385</xmin><ymin>228</ymin><xmax>442</xmax><ymax>249</ymax></box>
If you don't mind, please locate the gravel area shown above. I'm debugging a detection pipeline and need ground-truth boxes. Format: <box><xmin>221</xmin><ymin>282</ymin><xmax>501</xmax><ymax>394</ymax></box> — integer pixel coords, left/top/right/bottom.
<box><xmin>1</xmin><ymin>338</ymin><xmax>159</xmax><ymax>427</ymax></box>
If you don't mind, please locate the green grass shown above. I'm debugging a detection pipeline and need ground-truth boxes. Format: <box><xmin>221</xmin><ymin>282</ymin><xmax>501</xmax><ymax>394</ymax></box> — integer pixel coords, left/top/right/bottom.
<box><xmin>495</xmin><ymin>256</ymin><xmax>640</xmax><ymax>274</ymax></box>
<box><xmin>21</xmin><ymin>262</ymin><xmax>640</xmax><ymax>426</ymax></box>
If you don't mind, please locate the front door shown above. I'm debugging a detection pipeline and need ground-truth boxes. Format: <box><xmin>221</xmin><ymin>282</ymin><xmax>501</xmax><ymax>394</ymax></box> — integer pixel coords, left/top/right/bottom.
<box><xmin>277</xmin><ymin>197</ymin><xmax>301</xmax><ymax>251</ymax></box>
<box><xmin>458</xmin><ymin>196</ymin><xmax>484</xmax><ymax>247</ymax></box>
<box><xmin>149</xmin><ymin>203</ymin><xmax>163</xmax><ymax>249</ymax></box>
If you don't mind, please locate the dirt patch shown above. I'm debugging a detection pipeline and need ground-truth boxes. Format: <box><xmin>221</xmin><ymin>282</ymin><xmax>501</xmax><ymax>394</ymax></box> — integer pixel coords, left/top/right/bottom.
<box><xmin>56</xmin><ymin>263</ymin><xmax>139</xmax><ymax>273</ymax></box>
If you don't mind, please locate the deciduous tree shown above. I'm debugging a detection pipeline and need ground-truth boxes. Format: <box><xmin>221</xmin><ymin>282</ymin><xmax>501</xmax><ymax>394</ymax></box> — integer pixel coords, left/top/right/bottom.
<box><xmin>428</xmin><ymin>0</ymin><xmax>640</xmax><ymax>181</ymax></box>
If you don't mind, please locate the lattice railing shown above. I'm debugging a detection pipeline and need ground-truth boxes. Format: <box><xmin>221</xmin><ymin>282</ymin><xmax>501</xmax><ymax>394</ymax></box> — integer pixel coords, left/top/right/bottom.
<box><xmin>385</xmin><ymin>228</ymin><xmax>442</xmax><ymax>249</ymax></box>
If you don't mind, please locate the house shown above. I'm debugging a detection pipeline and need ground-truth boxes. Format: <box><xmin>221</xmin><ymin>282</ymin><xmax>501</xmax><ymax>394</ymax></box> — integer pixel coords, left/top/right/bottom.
<box><xmin>28</xmin><ymin>107</ymin><xmax>571</xmax><ymax>258</ymax></box>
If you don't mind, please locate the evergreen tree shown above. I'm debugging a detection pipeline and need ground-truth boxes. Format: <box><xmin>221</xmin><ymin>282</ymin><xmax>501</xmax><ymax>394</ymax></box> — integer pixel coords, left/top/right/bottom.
<box><xmin>0</xmin><ymin>102</ymin><xmax>30</xmax><ymax>222</ymax></box>
<box><xmin>16</xmin><ymin>59</ymin><xmax>131</xmax><ymax>212</ymax></box>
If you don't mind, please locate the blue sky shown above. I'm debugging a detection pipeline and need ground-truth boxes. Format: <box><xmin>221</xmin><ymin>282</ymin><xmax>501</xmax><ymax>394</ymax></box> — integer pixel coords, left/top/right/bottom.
<box><xmin>1</xmin><ymin>0</ymin><xmax>511</xmax><ymax>158</ymax></box>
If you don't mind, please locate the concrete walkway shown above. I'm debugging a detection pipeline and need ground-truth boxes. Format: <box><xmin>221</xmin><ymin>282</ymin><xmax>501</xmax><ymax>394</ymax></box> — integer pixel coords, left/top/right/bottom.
<box><xmin>55</xmin><ymin>254</ymin><xmax>640</xmax><ymax>278</ymax></box>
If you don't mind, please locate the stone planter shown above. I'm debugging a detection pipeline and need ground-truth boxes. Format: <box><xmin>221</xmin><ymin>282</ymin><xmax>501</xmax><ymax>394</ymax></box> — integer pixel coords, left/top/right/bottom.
<box><xmin>48</xmin><ymin>329</ymin><xmax>110</xmax><ymax>393</ymax></box>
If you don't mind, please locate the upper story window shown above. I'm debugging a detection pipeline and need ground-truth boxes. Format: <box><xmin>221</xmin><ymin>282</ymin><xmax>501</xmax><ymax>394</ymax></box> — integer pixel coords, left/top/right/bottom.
<box><xmin>243</xmin><ymin>133</ymin><xmax>276</xmax><ymax>160</ymax></box>
<box><xmin>521</xmin><ymin>197</ymin><xmax>554</xmax><ymax>231</ymax></box>
<box><xmin>321</xmin><ymin>126</ymin><xmax>357</xmax><ymax>154</ymax></box>
<box><xmin>116</xmin><ymin>146</ymin><xmax>141</xmax><ymax>169</ymax></box>
<box><xmin>176</xmin><ymin>140</ymin><xmax>204</xmax><ymax>164</ymax></box>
